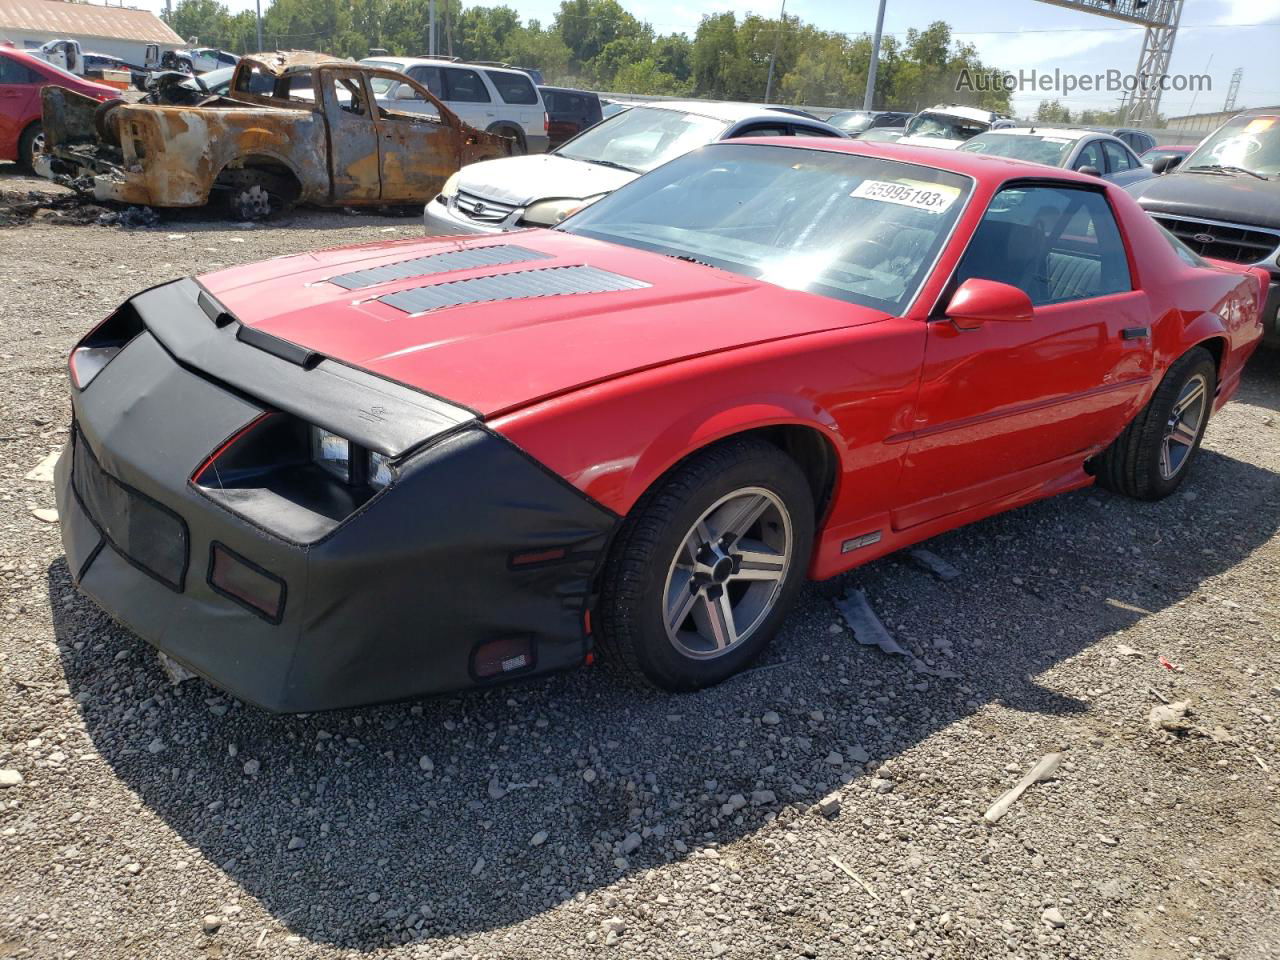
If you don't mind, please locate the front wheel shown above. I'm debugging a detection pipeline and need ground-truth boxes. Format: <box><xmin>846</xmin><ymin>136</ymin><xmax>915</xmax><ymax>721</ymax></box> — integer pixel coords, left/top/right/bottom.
<box><xmin>597</xmin><ymin>438</ymin><xmax>814</xmax><ymax>691</ymax></box>
<box><xmin>1093</xmin><ymin>346</ymin><xmax>1216</xmax><ymax>500</ymax></box>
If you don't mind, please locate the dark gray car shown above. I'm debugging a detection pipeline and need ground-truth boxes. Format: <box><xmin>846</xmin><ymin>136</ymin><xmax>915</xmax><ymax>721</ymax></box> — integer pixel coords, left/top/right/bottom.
<box><xmin>958</xmin><ymin>127</ymin><xmax>1152</xmax><ymax>188</ymax></box>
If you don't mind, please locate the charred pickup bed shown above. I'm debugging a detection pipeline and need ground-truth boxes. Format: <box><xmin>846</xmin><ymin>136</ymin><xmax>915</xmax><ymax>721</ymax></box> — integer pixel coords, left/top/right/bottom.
<box><xmin>36</xmin><ymin>51</ymin><xmax>514</xmax><ymax>218</ymax></box>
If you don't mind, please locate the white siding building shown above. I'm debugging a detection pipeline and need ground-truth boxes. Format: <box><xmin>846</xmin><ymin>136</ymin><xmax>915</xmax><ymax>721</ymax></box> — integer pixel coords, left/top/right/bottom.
<box><xmin>0</xmin><ymin>0</ymin><xmax>182</xmax><ymax>64</ymax></box>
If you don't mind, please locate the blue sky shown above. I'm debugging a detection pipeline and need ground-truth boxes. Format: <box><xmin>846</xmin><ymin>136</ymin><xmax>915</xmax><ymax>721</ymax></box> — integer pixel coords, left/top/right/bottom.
<box><xmin>141</xmin><ymin>0</ymin><xmax>1280</xmax><ymax>118</ymax></box>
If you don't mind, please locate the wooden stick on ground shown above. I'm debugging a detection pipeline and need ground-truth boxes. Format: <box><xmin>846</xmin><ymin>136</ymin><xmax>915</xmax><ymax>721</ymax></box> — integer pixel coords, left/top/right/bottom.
<box><xmin>983</xmin><ymin>753</ymin><xmax>1063</xmax><ymax>824</ymax></box>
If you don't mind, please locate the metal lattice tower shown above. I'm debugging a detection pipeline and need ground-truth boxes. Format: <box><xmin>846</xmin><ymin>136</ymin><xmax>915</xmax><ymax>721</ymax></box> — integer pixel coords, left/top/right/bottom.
<box><xmin>1223</xmin><ymin>67</ymin><xmax>1242</xmax><ymax>112</ymax></box>
<box><xmin>1033</xmin><ymin>0</ymin><xmax>1185</xmax><ymax>126</ymax></box>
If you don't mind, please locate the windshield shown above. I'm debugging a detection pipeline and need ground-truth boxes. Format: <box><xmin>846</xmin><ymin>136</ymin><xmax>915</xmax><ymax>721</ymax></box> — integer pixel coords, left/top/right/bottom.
<box><xmin>905</xmin><ymin>112</ymin><xmax>988</xmax><ymax>141</ymax></box>
<box><xmin>560</xmin><ymin>143</ymin><xmax>971</xmax><ymax>314</ymax></box>
<box><xmin>829</xmin><ymin>112</ymin><xmax>874</xmax><ymax>134</ymax></box>
<box><xmin>959</xmin><ymin>133</ymin><xmax>1075</xmax><ymax>166</ymax></box>
<box><xmin>1184</xmin><ymin>115</ymin><xmax>1280</xmax><ymax>176</ymax></box>
<box><xmin>555</xmin><ymin>106</ymin><xmax>728</xmax><ymax>174</ymax></box>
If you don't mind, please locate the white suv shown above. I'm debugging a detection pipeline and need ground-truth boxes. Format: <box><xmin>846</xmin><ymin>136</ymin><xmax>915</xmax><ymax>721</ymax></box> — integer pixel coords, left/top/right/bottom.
<box><xmin>361</xmin><ymin>57</ymin><xmax>549</xmax><ymax>154</ymax></box>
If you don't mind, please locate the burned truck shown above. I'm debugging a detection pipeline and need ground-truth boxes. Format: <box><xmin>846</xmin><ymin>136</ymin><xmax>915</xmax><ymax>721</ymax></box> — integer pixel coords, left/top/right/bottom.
<box><xmin>36</xmin><ymin>52</ymin><xmax>514</xmax><ymax>219</ymax></box>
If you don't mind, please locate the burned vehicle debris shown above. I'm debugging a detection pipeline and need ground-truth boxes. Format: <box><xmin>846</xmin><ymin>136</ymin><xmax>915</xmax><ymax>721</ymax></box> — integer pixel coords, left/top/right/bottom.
<box><xmin>36</xmin><ymin>52</ymin><xmax>514</xmax><ymax>219</ymax></box>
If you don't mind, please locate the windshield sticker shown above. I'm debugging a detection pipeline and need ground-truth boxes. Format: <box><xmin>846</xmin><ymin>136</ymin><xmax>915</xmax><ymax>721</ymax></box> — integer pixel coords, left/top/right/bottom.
<box><xmin>850</xmin><ymin>179</ymin><xmax>960</xmax><ymax>214</ymax></box>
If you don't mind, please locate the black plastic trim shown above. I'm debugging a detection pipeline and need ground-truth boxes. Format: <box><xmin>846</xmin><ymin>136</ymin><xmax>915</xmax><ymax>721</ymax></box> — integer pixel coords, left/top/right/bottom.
<box><xmin>235</xmin><ymin>325</ymin><xmax>321</xmax><ymax>368</ymax></box>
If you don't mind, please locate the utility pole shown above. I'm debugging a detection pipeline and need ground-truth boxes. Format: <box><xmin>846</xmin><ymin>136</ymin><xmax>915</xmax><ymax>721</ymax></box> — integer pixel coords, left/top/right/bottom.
<box><xmin>763</xmin><ymin>0</ymin><xmax>785</xmax><ymax>103</ymax></box>
<box><xmin>429</xmin><ymin>0</ymin><xmax>436</xmax><ymax>56</ymax></box>
<box><xmin>863</xmin><ymin>0</ymin><xmax>887</xmax><ymax>111</ymax></box>
<box><xmin>255</xmin><ymin>0</ymin><xmax>263</xmax><ymax>52</ymax></box>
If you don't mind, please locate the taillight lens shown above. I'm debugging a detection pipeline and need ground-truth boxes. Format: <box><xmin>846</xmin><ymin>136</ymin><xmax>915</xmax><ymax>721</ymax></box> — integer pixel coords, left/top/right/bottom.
<box><xmin>544</xmin><ymin>111</ymin><xmax>549</xmax><ymax>133</ymax></box>
<box><xmin>69</xmin><ymin>306</ymin><xmax>143</xmax><ymax>389</ymax></box>
<box><xmin>209</xmin><ymin>542</ymin><xmax>285</xmax><ymax>622</ymax></box>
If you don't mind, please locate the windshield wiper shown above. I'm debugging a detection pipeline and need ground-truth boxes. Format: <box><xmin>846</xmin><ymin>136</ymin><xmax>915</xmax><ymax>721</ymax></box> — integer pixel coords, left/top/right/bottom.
<box><xmin>1186</xmin><ymin>163</ymin><xmax>1268</xmax><ymax>180</ymax></box>
<box><xmin>562</xmin><ymin>156</ymin><xmax>640</xmax><ymax>173</ymax></box>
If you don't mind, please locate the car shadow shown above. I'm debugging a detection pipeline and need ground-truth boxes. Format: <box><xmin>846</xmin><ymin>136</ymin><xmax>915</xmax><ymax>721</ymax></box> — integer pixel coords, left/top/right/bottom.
<box><xmin>45</xmin><ymin>379</ymin><xmax>1280</xmax><ymax>949</ymax></box>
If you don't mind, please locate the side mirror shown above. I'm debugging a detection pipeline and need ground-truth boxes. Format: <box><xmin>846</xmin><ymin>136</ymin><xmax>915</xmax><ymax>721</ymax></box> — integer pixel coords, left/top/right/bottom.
<box><xmin>945</xmin><ymin>278</ymin><xmax>1034</xmax><ymax>330</ymax></box>
<box><xmin>1077</xmin><ymin>164</ymin><xmax>1101</xmax><ymax>177</ymax></box>
<box><xmin>1151</xmin><ymin>154</ymin><xmax>1181</xmax><ymax>174</ymax></box>
<box><xmin>393</xmin><ymin>84</ymin><xmax>420</xmax><ymax>100</ymax></box>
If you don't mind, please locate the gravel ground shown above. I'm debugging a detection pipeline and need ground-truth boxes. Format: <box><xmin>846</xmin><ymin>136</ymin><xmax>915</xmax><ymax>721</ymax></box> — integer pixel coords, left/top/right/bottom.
<box><xmin>1</xmin><ymin>168</ymin><xmax>1278</xmax><ymax>960</ymax></box>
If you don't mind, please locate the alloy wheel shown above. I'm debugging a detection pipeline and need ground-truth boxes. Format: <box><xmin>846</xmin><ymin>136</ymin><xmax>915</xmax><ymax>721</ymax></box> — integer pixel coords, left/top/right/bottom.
<box><xmin>662</xmin><ymin>487</ymin><xmax>792</xmax><ymax>659</ymax></box>
<box><xmin>1159</xmin><ymin>372</ymin><xmax>1208</xmax><ymax>480</ymax></box>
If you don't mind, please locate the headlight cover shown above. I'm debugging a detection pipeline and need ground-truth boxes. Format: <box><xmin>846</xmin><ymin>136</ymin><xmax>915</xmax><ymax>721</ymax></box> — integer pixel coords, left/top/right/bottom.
<box><xmin>440</xmin><ymin>172</ymin><xmax>462</xmax><ymax>200</ymax></box>
<box><xmin>521</xmin><ymin>194</ymin><xmax>604</xmax><ymax>227</ymax></box>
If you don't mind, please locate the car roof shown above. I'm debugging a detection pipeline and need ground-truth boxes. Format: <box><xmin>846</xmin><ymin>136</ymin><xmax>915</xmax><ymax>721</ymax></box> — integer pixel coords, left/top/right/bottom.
<box><xmin>719</xmin><ymin>136</ymin><xmax>1112</xmax><ymax>185</ymax></box>
<box><xmin>977</xmin><ymin>127</ymin><xmax>1127</xmax><ymax>143</ymax></box>
<box><xmin>539</xmin><ymin>85</ymin><xmax>597</xmax><ymax>96</ymax></box>
<box><xmin>917</xmin><ymin>104</ymin><xmax>1003</xmax><ymax>122</ymax></box>
<box><xmin>362</xmin><ymin>55</ymin><xmax>532</xmax><ymax>78</ymax></box>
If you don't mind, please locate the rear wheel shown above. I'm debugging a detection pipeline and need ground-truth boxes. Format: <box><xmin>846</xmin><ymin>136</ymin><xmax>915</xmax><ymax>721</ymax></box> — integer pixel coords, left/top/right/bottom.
<box><xmin>18</xmin><ymin>122</ymin><xmax>44</xmax><ymax>172</ymax></box>
<box><xmin>489</xmin><ymin>123</ymin><xmax>527</xmax><ymax>155</ymax></box>
<box><xmin>1093</xmin><ymin>346</ymin><xmax>1216</xmax><ymax>500</ymax></box>
<box><xmin>597</xmin><ymin>438</ymin><xmax>814</xmax><ymax>690</ymax></box>
<box><xmin>219</xmin><ymin>168</ymin><xmax>297</xmax><ymax>221</ymax></box>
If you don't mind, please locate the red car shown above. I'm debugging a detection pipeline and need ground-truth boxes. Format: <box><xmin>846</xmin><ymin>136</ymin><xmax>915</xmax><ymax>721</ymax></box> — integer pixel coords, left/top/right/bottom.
<box><xmin>56</xmin><ymin>139</ymin><xmax>1266</xmax><ymax>711</ymax></box>
<box><xmin>0</xmin><ymin>45</ymin><xmax>117</xmax><ymax>170</ymax></box>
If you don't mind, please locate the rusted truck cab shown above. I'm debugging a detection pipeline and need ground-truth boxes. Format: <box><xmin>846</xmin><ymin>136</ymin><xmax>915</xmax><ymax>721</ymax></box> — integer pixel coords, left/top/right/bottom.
<box><xmin>37</xmin><ymin>52</ymin><xmax>513</xmax><ymax>216</ymax></box>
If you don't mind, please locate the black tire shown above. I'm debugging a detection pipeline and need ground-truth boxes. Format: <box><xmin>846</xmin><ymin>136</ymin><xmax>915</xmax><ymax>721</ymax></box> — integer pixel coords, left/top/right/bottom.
<box><xmin>1093</xmin><ymin>346</ymin><xmax>1216</xmax><ymax>501</ymax></box>
<box><xmin>17</xmin><ymin>122</ymin><xmax>43</xmax><ymax>172</ymax></box>
<box><xmin>489</xmin><ymin>124</ymin><xmax>527</xmax><ymax>155</ymax></box>
<box><xmin>597</xmin><ymin>437</ymin><xmax>815</xmax><ymax>691</ymax></box>
<box><xmin>94</xmin><ymin>98</ymin><xmax>127</xmax><ymax>146</ymax></box>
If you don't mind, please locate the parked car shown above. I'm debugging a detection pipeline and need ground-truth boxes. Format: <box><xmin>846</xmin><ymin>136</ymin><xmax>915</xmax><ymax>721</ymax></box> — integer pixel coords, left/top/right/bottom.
<box><xmin>160</xmin><ymin>47</ymin><xmax>239</xmax><ymax>75</ymax></box>
<box><xmin>57</xmin><ymin>139</ymin><xmax>1266</xmax><ymax>710</ymax></box>
<box><xmin>0</xmin><ymin>45</ymin><xmax>117</xmax><ymax>170</ymax></box>
<box><xmin>855</xmin><ymin>126</ymin><xmax>908</xmax><ymax>142</ymax></box>
<box><xmin>424</xmin><ymin>100</ymin><xmax>846</xmax><ymax>234</ymax></box>
<box><xmin>958</xmin><ymin>128</ymin><xmax>1152</xmax><ymax>187</ymax></box>
<box><xmin>1140</xmin><ymin>143</ymin><xmax>1194</xmax><ymax>172</ymax></box>
<box><xmin>472</xmin><ymin>60</ymin><xmax>545</xmax><ymax>85</ymax></box>
<box><xmin>827</xmin><ymin>109</ymin><xmax>910</xmax><ymax>136</ymax></box>
<box><xmin>361</xmin><ymin>56</ymin><xmax>549</xmax><ymax>154</ymax></box>
<box><xmin>895</xmin><ymin>104</ymin><xmax>1013</xmax><ymax>149</ymax></box>
<box><xmin>1127</xmin><ymin>110</ymin><xmax>1280</xmax><ymax>347</ymax></box>
<box><xmin>540</xmin><ymin>85</ymin><xmax>603</xmax><ymax>149</ymax></box>
<box><xmin>38</xmin><ymin>52</ymin><xmax>512</xmax><ymax>217</ymax></box>
<box><xmin>141</xmin><ymin>65</ymin><xmax>234</xmax><ymax>106</ymax></box>
<box><xmin>1088</xmin><ymin>126</ymin><xmax>1157</xmax><ymax>155</ymax></box>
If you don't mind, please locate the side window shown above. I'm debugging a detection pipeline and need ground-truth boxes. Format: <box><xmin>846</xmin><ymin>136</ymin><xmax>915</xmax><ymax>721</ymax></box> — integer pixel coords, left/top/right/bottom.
<box><xmin>1102</xmin><ymin>141</ymin><xmax>1133</xmax><ymax>172</ymax></box>
<box><xmin>955</xmin><ymin>185</ymin><xmax>1131</xmax><ymax>307</ymax></box>
<box><xmin>0</xmin><ymin>59</ymin><xmax>37</xmax><ymax>84</ymax></box>
<box><xmin>541</xmin><ymin>90</ymin><xmax>559</xmax><ymax>112</ymax></box>
<box><xmin>408</xmin><ymin>65</ymin><xmax>444</xmax><ymax>98</ymax></box>
<box><xmin>732</xmin><ymin>124</ymin><xmax>788</xmax><ymax>138</ymax></box>
<box><xmin>794</xmin><ymin>124</ymin><xmax>840</xmax><ymax>138</ymax></box>
<box><xmin>444</xmin><ymin>68</ymin><xmax>490</xmax><ymax>103</ymax></box>
<box><xmin>1074</xmin><ymin>141</ymin><xmax>1104</xmax><ymax>171</ymax></box>
<box><xmin>484</xmin><ymin>70</ymin><xmax>537</xmax><ymax>104</ymax></box>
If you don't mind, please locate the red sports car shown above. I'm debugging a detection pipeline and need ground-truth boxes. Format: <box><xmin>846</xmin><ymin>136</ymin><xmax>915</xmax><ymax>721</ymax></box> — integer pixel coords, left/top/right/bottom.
<box><xmin>0</xmin><ymin>45</ymin><xmax>117</xmax><ymax>170</ymax></box>
<box><xmin>56</xmin><ymin>140</ymin><xmax>1267</xmax><ymax>711</ymax></box>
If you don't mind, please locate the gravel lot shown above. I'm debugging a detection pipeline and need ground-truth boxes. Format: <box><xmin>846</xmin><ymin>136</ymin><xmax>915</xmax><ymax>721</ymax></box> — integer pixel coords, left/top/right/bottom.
<box><xmin>1</xmin><ymin>169</ymin><xmax>1278</xmax><ymax>960</ymax></box>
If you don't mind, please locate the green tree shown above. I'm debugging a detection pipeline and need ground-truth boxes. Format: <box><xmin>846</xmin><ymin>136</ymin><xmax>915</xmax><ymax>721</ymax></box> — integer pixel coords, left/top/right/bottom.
<box><xmin>1036</xmin><ymin>99</ymin><xmax>1073</xmax><ymax>124</ymax></box>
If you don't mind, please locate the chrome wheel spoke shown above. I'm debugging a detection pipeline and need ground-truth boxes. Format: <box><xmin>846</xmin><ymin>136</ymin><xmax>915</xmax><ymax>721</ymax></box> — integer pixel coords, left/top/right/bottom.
<box><xmin>711</xmin><ymin>493</ymin><xmax>770</xmax><ymax>541</ymax></box>
<box><xmin>1170</xmin><ymin>419</ymin><xmax>1199</xmax><ymax>448</ymax></box>
<box><xmin>697</xmin><ymin>592</ymin><xmax>738</xmax><ymax>650</ymax></box>
<box><xmin>732</xmin><ymin>538</ymin><xmax>787</xmax><ymax>582</ymax></box>
<box><xmin>1159</xmin><ymin>440</ymin><xmax>1173</xmax><ymax>478</ymax></box>
<box><xmin>666</xmin><ymin>569</ymin><xmax>699</xmax><ymax>633</ymax></box>
<box><xmin>1173</xmin><ymin>379</ymin><xmax>1205</xmax><ymax>417</ymax></box>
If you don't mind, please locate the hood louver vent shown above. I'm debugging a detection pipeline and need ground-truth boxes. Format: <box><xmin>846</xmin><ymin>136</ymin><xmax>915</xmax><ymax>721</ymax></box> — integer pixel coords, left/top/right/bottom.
<box><xmin>378</xmin><ymin>265</ymin><xmax>650</xmax><ymax>315</ymax></box>
<box><xmin>328</xmin><ymin>245</ymin><xmax>552</xmax><ymax>290</ymax></box>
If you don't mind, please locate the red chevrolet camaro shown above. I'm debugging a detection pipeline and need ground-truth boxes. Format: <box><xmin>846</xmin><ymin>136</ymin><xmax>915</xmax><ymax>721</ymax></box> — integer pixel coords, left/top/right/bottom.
<box><xmin>57</xmin><ymin>140</ymin><xmax>1266</xmax><ymax>711</ymax></box>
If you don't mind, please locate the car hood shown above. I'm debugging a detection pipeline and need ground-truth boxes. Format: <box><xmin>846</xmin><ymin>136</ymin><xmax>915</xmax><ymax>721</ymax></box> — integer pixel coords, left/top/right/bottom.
<box><xmin>199</xmin><ymin>230</ymin><xmax>886</xmax><ymax>417</ymax></box>
<box><xmin>457</xmin><ymin>153</ymin><xmax>636</xmax><ymax>206</ymax></box>
<box><xmin>1127</xmin><ymin>170</ymin><xmax>1280</xmax><ymax>229</ymax></box>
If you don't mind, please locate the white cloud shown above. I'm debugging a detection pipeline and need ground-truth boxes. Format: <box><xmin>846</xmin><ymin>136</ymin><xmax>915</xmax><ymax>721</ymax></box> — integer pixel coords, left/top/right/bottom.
<box><xmin>1214</xmin><ymin>0</ymin><xmax>1280</xmax><ymax>26</ymax></box>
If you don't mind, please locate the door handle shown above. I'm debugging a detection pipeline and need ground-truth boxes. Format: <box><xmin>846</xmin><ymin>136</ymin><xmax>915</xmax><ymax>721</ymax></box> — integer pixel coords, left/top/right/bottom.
<box><xmin>1121</xmin><ymin>326</ymin><xmax>1150</xmax><ymax>340</ymax></box>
